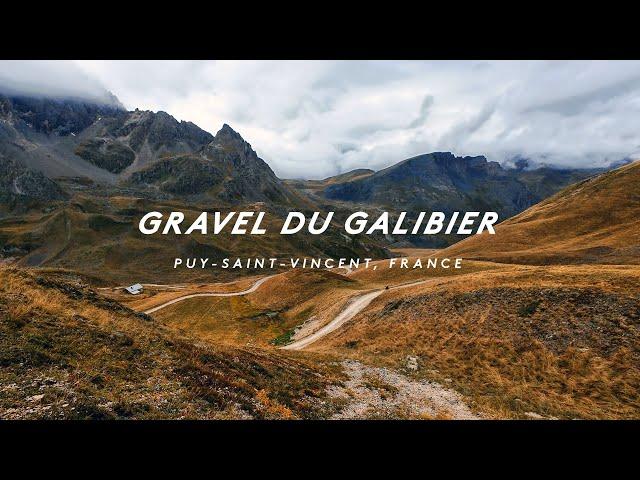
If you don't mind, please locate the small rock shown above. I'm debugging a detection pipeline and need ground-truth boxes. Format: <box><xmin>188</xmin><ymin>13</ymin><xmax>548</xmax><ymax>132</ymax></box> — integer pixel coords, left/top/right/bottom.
<box><xmin>406</xmin><ymin>356</ymin><xmax>419</xmax><ymax>371</ymax></box>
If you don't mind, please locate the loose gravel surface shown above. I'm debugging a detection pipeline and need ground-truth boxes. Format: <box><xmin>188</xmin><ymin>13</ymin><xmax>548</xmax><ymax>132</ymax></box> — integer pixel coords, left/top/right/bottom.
<box><xmin>328</xmin><ymin>360</ymin><xmax>479</xmax><ymax>419</ymax></box>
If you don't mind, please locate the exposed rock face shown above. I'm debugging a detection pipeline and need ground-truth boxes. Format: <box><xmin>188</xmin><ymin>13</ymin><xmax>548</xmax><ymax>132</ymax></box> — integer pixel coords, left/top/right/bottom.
<box><xmin>74</xmin><ymin>138</ymin><xmax>136</xmax><ymax>174</ymax></box>
<box><xmin>0</xmin><ymin>94</ymin><xmax>215</xmax><ymax>181</ymax></box>
<box><xmin>128</xmin><ymin>154</ymin><xmax>225</xmax><ymax>195</ymax></box>
<box><xmin>72</xmin><ymin>109</ymin><xmax>216</xmax><ymax>175</ymax></box>
<box><xmin>203</xmin><ymin>124</ymin><xmax>298</xmax><ymax>204</ymax></box>
<box><xmin>129</xmin><ymin>124</ymin><xmax>299</xmax><ymax>205</ymax></box>
<box><xmin>0</xmin><ymin>155</ymin><xmax>67</xmax><ymax>206</ymax></box>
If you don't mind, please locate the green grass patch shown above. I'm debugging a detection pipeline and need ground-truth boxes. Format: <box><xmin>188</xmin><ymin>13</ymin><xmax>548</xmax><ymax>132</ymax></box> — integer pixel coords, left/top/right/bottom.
<box><xmin>271</xmin><ymin>327</ymin><xmax>297</xmax><ymax>346</ymax></box>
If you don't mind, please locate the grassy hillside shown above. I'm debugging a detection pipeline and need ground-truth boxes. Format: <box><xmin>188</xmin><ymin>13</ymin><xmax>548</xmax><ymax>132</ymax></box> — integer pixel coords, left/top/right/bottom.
<box><xmin>0</xmin><ymin>266</ymin><xmax>345</xmax><ymax>419</ymax></box>
<box><xmin>310</xmin><ymin>264</ymin><xmax>640</xmax><ymax>419</ymax></box>
<box><xmin>142</xmin><ymin>257</ymin><xmax>640</xmax><ymax>419</ymax></box>
<box><xmin>152</xmin><ymin>269</ymin><xmax>361</xmax><ymax>347</ymax></box>
<box><xmin>444</xmin><ymin>161</ymin><xmax>640</xmax><ymax>264</ymax></box>
<box><xmin>150</xmin><ymin>261</ymin><xmax>502</xmax><ymax>349</ymax></box>
<box><xmin>0</xmin><ymin>193</ymin><xmax>388</xmax><ymax>284</ymax></box>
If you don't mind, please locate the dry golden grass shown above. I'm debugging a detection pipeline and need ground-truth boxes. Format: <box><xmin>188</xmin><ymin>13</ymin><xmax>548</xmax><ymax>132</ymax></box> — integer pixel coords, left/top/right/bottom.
<box><xmin>388</xmin><ymin>247</ymin><xmax>440</xmax><ymax>257</ymax></box>
<box><xmin>103</xmin><ymin>276</ymin><xmax>261</xmax><ymax>312</ymax></box>
<box><xmin>152</xmin><ymin>269</ymin><xmax>362</xmax><ymax>347</ymax></box>
<box><xmin>0</xmin><ymin>266</ymin><xmax>346</xmax><ymax>419</ymax></box>
<box><xmin>444</xmin><ymin>161</ymin><xmax>640</xmax><ymax>265</ymax></box>
<box><xmin>248</xmin><ymin>269</ymin><xmax>357</xmax><ymax>308</ymax></box>
<box><xmin>349</xmin><ymin>254</ymin><xmax>506</xmax><ymax>288</ymax></box>
<box><xmin>311</xmin><ymin>264</ymin><xmax>640</xmax><ymax>419</ymax></box>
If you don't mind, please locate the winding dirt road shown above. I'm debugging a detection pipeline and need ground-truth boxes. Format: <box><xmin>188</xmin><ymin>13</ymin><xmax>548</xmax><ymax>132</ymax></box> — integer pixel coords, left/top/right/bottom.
<box><xmin>143</xmin><ymin>275</ymin><xmax>276</xmax><ymax>314</ymax></box>
<box><xmin>141</xmin><ymin>271</ymin><xmax>437</xmax><ymax>351</ymax></box>
<box><xmin>283</xmin><ymin>278</ymin><xmax>438</xmax><ymax>350</ymax></box>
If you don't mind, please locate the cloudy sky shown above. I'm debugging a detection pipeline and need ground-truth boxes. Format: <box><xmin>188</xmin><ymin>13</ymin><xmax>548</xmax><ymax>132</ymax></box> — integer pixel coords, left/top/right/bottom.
<box><xmin>2</xmin><ymin>60</ymin><xmax>640</xmax><ymax>178</ymax></box>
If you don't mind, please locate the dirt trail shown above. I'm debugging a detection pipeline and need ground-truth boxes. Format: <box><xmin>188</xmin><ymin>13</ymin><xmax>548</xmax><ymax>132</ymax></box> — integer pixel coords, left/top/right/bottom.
<box><xmin>143</xmin><ymin>275</ymin><xmax>276</xmax><ymax>314</ymax></box>
<box><xmin>283</xmin><ymin>278</ymin><xmax>439</xmax><ymax>350</ymax></box>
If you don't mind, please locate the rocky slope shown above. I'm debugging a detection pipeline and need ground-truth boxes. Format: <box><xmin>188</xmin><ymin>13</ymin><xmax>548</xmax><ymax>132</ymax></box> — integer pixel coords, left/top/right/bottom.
<box><xmin>128</xmin><ymin>124</ymin><xmax>302</xmax><ymax>205</ymax></box>
<box><xmin>0</xmin><ymin>155</ymin><xmax>67</xmax><ymax>213</ymax></box>
<box><xmin>0</xmin><ymin>93</ymin><xmax>216</xmax><ymax>183</ymax></box>
<box><xmin>74</xmin><ymin>108</ymin><xmax>215</xmax><ymax>175</ymax></box>
<box><xmin>0</xmin><ymin>92</ymin><xmax>306</xmax><ymax>208</ymax></box>
<box><xmin>0</xmin><ymin>94</ymin><xmax>126</xmax><ymax>183</ymax></box>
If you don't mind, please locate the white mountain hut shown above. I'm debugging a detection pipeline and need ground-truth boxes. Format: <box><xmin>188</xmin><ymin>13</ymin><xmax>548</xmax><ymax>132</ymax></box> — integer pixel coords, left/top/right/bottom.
<box><xmin>125</xmin><ymin>283</ymin><xmax>143</xmax><ymax>295</ymax></box>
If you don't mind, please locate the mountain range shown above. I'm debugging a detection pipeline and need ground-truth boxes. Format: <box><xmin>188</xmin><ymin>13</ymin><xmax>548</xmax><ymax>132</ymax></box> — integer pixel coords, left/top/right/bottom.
<box><xmin>0</xmin><ymin>93</ymin><xmax>302</xmax><ymax>206</ymax></box>
<box><xmin>299</xmin><ymin>152</ymin><xmax>603</xmax><ymax>218</ymax></box>
<box><xmin>0</xmin><ymin>89</ymin><xmax>621</xmax><ymax>274</ymax></box>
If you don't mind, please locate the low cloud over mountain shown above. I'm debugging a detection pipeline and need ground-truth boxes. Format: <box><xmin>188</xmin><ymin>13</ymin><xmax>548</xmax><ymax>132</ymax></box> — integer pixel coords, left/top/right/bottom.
<box><xmin>2</xmin><ymin>61</ymin><xmax>639</xmax><ymax>178</ymax></box>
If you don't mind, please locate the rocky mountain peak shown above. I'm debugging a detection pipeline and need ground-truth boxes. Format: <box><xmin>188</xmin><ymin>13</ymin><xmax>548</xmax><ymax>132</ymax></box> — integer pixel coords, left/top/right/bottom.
<box><xmin>217</xmin><ymin>123</ymin><xmax>242</xmax><ymax>138</ymax></box>
<box><xmin>212</xmin><ymin>123</ymin><xmax>248</xmax><ymax>150</ymax></box>
<box><xmin>205</xmin><ymin>123</ymin><xmax>264</xmax><ymax>169</ymax></box>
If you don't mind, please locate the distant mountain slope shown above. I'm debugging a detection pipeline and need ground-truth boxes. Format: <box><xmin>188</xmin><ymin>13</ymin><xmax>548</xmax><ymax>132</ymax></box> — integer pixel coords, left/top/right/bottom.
<box><xmin>284</xmin><ymin>169</ymin><xmax>375</xmax><ymax>200</ymax></box>
<box><xmin>320</xmin><ymin>152</ymin><xmax>601</xmax><ymax>218</ymax></box>
<box><xmin>444</xmin><ymin>161</ymin><xmax>640</xmax><ymax>264</ymax></box>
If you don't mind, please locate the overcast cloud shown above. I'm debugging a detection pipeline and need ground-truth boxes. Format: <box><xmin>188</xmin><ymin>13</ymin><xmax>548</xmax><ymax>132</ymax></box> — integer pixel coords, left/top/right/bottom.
<box><xmin>2</xmin><ymin>60</ymin><xmax>640</xmax><ymax>178</ymax></box>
